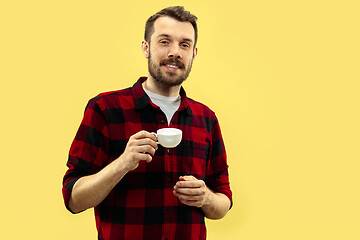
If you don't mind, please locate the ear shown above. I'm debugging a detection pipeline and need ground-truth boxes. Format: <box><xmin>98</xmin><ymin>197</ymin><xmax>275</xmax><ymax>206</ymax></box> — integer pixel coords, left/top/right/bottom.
<box><xmin>192</xmin><ymin>47</ymin><xmax>198</xmax><ymax>60</ymax></box>
<box><xmin>141</xmin><ymin>40</ymin><xmax>150</xmax><ymax>58</ymax></box>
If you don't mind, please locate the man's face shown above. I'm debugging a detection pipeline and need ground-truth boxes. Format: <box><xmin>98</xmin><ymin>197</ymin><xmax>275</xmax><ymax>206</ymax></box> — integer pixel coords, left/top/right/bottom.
<box><xmin>144</xmin><ymin>16</ymin><xmax>197</xmax><ymax>87</ymax></box>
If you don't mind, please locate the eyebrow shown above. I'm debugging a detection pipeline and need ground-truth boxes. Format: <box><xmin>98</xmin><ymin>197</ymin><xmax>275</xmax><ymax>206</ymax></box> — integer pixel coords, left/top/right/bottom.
<box><xmin>157</xmin><ymin>34</ymin><xmax>193</xmax><ymax>43</ymax></box>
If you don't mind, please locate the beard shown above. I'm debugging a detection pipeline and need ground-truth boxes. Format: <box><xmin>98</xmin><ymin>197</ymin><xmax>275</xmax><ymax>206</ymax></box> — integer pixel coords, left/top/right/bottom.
<box><xmin>148</xmin><ymin>51</ymin><xmax>193</xmax><ymax>87</ymax></box>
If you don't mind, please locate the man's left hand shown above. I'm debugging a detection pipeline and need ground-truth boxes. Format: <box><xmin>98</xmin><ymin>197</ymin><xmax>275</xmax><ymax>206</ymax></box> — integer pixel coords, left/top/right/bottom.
<box><xmin>173</xmin><ymin>175</ymin><xmax>211</xmax><ymax>208</ymax></box>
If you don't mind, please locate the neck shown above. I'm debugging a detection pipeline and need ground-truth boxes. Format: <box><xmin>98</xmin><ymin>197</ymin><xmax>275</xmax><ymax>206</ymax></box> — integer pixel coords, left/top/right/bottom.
<box><xmin>143</xmin><ymin>75</ymin><xmax>181</xmax><ymax>97</ymax></box>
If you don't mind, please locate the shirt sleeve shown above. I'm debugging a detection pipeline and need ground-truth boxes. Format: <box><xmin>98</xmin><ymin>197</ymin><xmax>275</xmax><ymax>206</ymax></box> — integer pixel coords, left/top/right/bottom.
<box><xmin>62</xmin><ymin>98</ymin><xmax>111</xmax><ymax>213</ymax></box>
<box><xmin>206</xmin><ymin>115</ymin><xmax>233</xmax><ymax>209</ymax></box>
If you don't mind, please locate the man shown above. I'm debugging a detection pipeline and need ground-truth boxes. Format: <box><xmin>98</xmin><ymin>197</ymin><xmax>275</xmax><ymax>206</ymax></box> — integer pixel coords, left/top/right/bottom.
<box><xmin>62</xmin><ymin>6</ymin><xmax>232</xmax><ymax>240</ymax></box>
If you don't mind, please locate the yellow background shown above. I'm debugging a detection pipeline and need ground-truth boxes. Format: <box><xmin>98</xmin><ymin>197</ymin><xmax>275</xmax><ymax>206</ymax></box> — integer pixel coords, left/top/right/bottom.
<box><xmin>1</xmin><ymin>0</ymin><xmax>359</xmax><ymax>239</ymax></box>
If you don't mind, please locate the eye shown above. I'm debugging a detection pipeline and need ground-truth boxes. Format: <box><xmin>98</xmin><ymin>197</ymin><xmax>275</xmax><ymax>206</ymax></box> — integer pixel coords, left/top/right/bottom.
<box><xmin>160</xmin><ymin>40</ymin><xmax>170</xmax><ymax>45</ymax></box>
<box><xmin>181</xmin><ymin>43</ymin><xmax>190</xmax><ymax>48</ymax></box>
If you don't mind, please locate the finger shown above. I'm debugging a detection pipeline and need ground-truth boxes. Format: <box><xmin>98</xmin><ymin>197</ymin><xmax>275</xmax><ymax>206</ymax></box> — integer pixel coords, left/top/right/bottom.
<box><xmin>173</xmin><ymin>191</ymin><xmax>203</xmax><ymax>205</ymax></box>
<box><xmin>136</xmin><ymin>152</ymin><xmax>153</xmax><ymax>163</ymax></box>
<box><xmin>133</xmin><ymin>130</ymin><xmax>157</xmax><ymax>141</ymax></box>
<box><xmin>175</xmin><ymin>180</ymin><xmax>203</xmax><ymax>188</ymax></box>
<box><xmin>174</xmin><ymin>187</ymin><xmax>204</xmax><ymax>196</ymax></box>
<box><xmin>180</xmin><ymin>199</ymin><xmax>202</xmax><ymax>208</ymax></box>
<box><xmin>177</xmin><ymin>194</ymin><xmax>203</xmax><ymax>202</ymax></box>
<box><xmin>136</xmin><ymin>145</ymin><xmax>156</xmax><ymax>156</ymax></box>
<box><xmin>173</xmin><ymin>191</ymin><xmax>204</xmax><ymax>201</ymax></box>
<box><xmin>135</xmin><ymin>138</ymin><xmax>158</xmax><ymax>150</ymax></box>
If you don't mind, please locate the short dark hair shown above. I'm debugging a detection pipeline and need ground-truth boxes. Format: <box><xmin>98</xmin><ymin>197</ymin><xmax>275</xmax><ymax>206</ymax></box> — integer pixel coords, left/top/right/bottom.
<box><xmin>144</xmin><ymin>6</ymin><xmax>198</xmax><ymax>47</ymax></box>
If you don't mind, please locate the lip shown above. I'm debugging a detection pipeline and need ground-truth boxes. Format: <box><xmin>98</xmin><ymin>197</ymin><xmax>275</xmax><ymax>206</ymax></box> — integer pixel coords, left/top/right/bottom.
<box><xmin>160</xmin><ymin>58</ymin><xmax>185</xmax><ymax>71</ymax></box>
<box><xmin>164</xmin><ymin>64</ymin><xmax>180</xmax><ymax>72</ymax></box>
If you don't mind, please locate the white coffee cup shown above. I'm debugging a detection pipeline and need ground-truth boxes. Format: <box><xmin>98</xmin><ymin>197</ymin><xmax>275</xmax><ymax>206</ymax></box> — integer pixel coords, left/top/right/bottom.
<box><xmin>152</xmin><ymin>128</ymin><xmax>182</xmax><ymax>148</ymax></box>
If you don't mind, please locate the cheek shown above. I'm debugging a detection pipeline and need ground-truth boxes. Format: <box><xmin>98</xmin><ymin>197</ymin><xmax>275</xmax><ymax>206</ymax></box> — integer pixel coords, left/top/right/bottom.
<box><xmin>150</xmin><ymin>46</ymin><xmax>167</xmax><ymax>58</ymax></box>
<box><xmin>184</xmin><ymin>56</ymin><xmax>194</xmax><ymax>66</ymax></box>
<box><xmin>182</xmin><ymin>52</ymin><xmax>195</xmax><ymax>62</ymax></box>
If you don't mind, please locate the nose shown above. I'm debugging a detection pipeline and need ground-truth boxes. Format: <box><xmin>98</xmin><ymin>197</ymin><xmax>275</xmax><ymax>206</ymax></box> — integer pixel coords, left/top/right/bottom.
<box><xmin>168</xmin><ymin>44</ymin><xmax>181</xmax><ymax>59</ymax></box>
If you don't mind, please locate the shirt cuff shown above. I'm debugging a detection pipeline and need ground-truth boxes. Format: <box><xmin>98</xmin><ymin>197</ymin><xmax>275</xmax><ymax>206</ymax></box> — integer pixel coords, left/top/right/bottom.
<box><xmin>62</xmin><ymin>177</ymin><xmax>81</xmax><ymax>214</ymax></box>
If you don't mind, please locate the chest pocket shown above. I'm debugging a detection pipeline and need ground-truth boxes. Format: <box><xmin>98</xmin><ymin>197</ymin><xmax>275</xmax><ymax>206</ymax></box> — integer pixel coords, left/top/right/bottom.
<box><xmin>178</xmin><ymin>140</ymin><xmax>210</xmax><ymax>180</ymax></box>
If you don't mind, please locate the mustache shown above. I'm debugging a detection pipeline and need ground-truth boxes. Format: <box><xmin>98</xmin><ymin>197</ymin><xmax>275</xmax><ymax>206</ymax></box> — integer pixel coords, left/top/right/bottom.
<box><xmin>160</xmin><ymin>58</ymin><xmax>185</xmax><ymax>68</ymax></box>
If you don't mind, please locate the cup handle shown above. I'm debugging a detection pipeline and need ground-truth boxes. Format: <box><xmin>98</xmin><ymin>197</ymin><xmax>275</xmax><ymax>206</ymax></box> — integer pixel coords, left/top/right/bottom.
<box><xmin>151</xmin><ymin>132</ymin><xmax>159</xmax><ymax>144</ymax></box>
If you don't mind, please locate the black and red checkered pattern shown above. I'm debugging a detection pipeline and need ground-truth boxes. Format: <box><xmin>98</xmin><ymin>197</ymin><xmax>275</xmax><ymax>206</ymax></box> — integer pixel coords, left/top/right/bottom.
<box><xmin>62</xmin><ymin>77</ymin><xmax>232</xmax><ymax>240</ymax></box>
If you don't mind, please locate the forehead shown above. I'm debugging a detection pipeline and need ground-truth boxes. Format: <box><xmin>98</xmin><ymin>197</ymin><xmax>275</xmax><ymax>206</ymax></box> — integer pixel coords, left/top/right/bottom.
<box><xmin>152</xmin><ymin>16</ymin><xmax>195</xmax><ymax>42</ymax></box>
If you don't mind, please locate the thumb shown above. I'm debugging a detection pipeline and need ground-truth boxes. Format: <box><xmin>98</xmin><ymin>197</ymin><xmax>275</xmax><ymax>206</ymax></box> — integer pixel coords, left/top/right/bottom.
<box><xmin>179</xmin><ymin>175</ymin><xmax>197</xmax><ymax>181</ymax></box>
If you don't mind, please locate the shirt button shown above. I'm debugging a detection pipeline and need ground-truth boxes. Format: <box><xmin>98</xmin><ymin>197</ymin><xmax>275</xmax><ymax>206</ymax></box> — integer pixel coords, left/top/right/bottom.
<box><xmin>167</xmin><ymin>176</ymin><xmax>171</xmax><ymax>182</ymax></box>
<box><xmin>166</xmin><ymin>206</ymin><xmax>171</xmax><ymax>212</ymax></box>
<box><xmin>167</xmin><ymin>149</ymin><xmax>170</xmax><ymax>154</ymax></box>
<box><xmin>161</xmin><ymin>120</ymin><xmax>165</xmax><ymax>125</ymax></box>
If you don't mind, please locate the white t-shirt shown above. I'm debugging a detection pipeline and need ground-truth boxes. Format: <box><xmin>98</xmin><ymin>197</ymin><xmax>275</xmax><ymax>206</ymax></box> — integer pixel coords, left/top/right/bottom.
<box><xmin>143</xmin><ymin>88</ymin><xmax>181</xmax><ymax>125</ymax></box>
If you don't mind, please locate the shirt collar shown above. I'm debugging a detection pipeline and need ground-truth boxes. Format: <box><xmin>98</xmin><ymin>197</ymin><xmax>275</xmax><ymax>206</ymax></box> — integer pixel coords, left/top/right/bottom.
<box><xmin>132</xmin><ymin>77</ymin><xmax>193</xmax><ymax>116</ymax></box>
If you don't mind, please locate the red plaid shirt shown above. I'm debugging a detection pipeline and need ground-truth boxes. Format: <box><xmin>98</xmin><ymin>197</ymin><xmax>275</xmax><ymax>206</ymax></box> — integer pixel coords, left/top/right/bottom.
<box><xmin>62</xmin><ymin>77</ymin><xmax>232</xmax><ymax>240</ymax></box>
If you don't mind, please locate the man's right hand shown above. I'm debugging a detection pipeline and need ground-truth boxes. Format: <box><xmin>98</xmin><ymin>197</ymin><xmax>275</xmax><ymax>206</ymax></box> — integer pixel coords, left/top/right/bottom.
<box><xmin>69</xmin><ymin>130</ymin><xmax>158</xmax><ymax>213</ymax></box>
<box><xmin>119</xmin><ymin>130</ymin><xmax>158</xmax><ymax>171</ymax></box>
